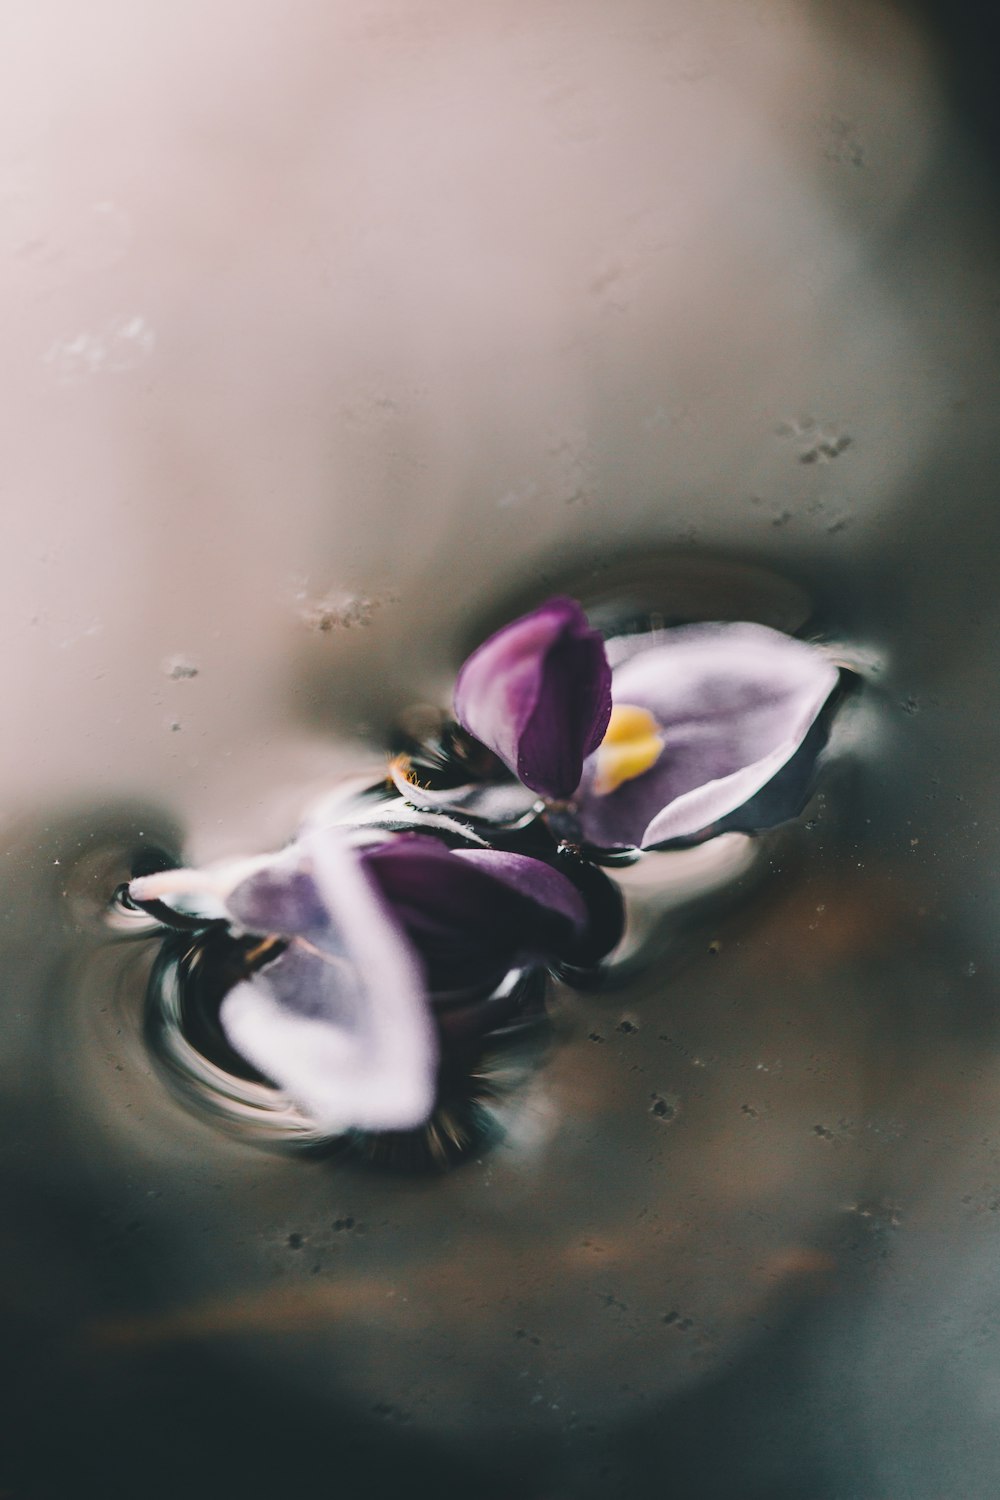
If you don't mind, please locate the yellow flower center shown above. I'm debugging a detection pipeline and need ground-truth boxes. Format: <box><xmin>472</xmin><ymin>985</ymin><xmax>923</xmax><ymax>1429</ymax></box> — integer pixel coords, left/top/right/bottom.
<box><xmin>591</xmin><ymin>704</ymin><xmax>665</xmax><ymax>796</ymax></box>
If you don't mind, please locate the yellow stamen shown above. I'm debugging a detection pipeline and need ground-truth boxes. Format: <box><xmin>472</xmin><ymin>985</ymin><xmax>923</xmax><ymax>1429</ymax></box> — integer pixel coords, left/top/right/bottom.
<box><xmin>388</xmin><ymin>753</ymin><xmax>430</xmax><ymax>792</ymax></box>
<box><xmin>592</xmin><ymin>704</ymin><xmax>664</xmax><ymax>796</ymax></box>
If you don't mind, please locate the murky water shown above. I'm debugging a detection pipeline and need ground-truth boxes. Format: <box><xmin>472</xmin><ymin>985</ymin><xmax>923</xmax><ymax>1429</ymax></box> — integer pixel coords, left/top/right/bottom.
<box><xmin>3</xmin><ymin>4</ymin><xmax>1000</xmax><ymax>1497</ymax></box>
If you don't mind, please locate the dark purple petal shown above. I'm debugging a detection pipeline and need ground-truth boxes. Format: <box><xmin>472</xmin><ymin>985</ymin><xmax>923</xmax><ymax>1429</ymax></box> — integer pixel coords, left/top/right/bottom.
<box><xmin>453</xmin><ymin>597</ymin><xmax>612</xmax><ymax>800</ymax></box>
<box><xmin>576</xmin><ymin>622</ymin><xmax>840</xmax><ymax>849</ymax></box>
<box><xmin>451</xmin><ymin>847</ymin><xmax>588</xmax><ymax>934</ymax></box>
<box><xmin>217</xmin><ymin>830</ymin><xmax>436</xmax><ymax>1133</ymax></box>
<box><xmin>361</xmin><ymin>833</ymin><xmax>588</xmax><ymax>993</ymax></box>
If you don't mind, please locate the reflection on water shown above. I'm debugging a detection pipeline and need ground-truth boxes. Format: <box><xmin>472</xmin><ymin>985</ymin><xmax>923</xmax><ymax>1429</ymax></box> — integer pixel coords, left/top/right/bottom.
<box><xmin>2</xmin><ymin>1</ymin><xmax>1000</xmax><ymax>1496</ymax></box>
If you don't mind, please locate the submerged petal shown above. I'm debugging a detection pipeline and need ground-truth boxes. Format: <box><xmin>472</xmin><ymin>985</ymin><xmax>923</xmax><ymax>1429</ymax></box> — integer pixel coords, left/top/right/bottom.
<box><xmin>451</xmin><ymin>847</ymin><xmax>589</xmax><ymax>935</ymax></box>
<box><xmin>217</xmin><ymin>830</ymin><xmax>437</xmax><ymax>1134</ymax></box>
<box><xmin>454</xmin><ymin>597</ymin><xmax>612</xmax><ymax>800</ymax></box>
<box><xmin>576</xmin><ymin>622</ymin><xmax>840</xmax><ymax>849</ymax></box>
<box><xmin>361</xmin><ymin>833</ymin><xmax>588</xmax><ymax>993</ymax></box>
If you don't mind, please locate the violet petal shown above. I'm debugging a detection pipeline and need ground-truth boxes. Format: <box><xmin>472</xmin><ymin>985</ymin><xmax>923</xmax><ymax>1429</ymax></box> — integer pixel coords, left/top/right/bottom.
<box><xmin>218</xmin><ymin>830</ymin><xmax>437</xmax><ymax>1134</ymax></box>
<box><xmin>451</xmin><ymin>847</ymin><xmax>588</xmax><ymax>934</ymax></box>
<box><xmin>361</xmin><ymin>833</ymin><xmax>588</xmax><ymax>993</ymax></box>
<box><xmin>453</xmin><ymin>597</ymin><xmax>612</xmax><ymax>800</ymax></box>
<box><xmin>575</xmin><ymin>622</ymin><xmax>840</xmax><ymax>849</ymax></box>
<box><xmin>225</xmin><ymin>862</ymin><xmax>329</xmax><ymax>935</ymax></box>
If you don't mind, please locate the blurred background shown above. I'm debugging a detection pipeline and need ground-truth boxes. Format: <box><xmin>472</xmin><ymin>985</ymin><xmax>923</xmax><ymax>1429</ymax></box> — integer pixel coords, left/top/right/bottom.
<box><xmin>1</xmin><ymin>2</ymin><xmax>998</xmax><ymax>1495</ymax></box>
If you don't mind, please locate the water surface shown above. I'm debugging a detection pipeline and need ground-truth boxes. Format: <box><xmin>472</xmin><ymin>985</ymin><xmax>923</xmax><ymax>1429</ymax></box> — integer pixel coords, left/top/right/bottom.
<box><xmin>2</xmin><ymin>4</ymin><xmax>1000</xmax><ymax>1496</ymax></box>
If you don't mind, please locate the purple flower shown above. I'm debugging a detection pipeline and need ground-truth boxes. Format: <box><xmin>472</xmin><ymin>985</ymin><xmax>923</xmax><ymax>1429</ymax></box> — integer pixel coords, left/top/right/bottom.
<box><xmin>407</xmin><ymin>601</ymin><xmax>841</xmax><ymax>853</ymax></box>
<box><xmin>454</xmin><ymin>596</ymin><xmax>612</xmax><ymax>800</ymax></box>
<box><xmin>128</xmin><ymin>829</ymin><xmax>589</xmax><ymax>1133</ymax></box>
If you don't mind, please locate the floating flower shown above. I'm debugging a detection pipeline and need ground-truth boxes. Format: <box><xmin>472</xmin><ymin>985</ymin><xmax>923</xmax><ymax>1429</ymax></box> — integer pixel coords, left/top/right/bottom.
<box><xmin>395</xmin><ymin>601</ymin><xmax>842</xmax><ymax>854</ymax></box>
<box><xmin>128</xmin><ymin>828</ymin><xmax>591</xmax><ymax>1134</ymax></box>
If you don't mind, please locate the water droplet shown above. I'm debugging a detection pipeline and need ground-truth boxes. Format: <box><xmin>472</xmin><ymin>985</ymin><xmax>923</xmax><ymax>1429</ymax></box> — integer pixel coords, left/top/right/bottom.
<box><xmin>164</xmin><ymin>656</ymin><xmax>199</xmax><ymax>680</ymax></box>
<box><xmin>44</xmin><ymin>313</ymin><xmax>155</xmax><ymax>382</ymax></box>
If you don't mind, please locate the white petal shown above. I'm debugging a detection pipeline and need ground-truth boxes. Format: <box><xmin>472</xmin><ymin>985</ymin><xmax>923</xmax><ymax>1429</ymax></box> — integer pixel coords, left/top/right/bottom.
<box><xmin>578</xmin><ymin>622</ymin><xmax>840</xmax><ymax>849</ymax></box>
<box><xmin>624</xmin><ymin>624</ymin><xmax>838</xmax><ymax>845</ymax></box>
<box><xmin>220</xmin><ymin>830</ymin><xmax>437</xmax><ymax>1134</ymax></box>
<box><xmin>128</xmin><ymin>854</ymin><xmax>274</xmax><ymax>921</ymax></box>
<box><xmin>639</xmin><ymin>732</ymin><xmax>815</xmax><ymax>845</ymax></box>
